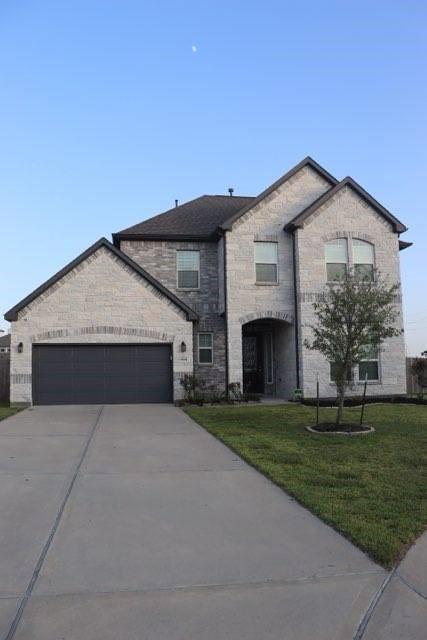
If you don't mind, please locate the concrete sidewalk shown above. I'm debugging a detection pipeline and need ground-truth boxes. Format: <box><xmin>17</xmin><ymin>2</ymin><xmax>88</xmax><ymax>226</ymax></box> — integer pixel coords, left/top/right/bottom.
<box><xmin>362</xmin><ymin>531</ymin><xmax>427</xmax><ymax>639</ymax></box>
<box><xmin>0</xmin><ymin>405</ymin><xmax>392</xmax><ymax>639</ymax></box>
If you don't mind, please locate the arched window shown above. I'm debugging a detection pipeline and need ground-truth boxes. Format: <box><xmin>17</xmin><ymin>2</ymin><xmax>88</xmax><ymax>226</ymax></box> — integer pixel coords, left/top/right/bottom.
<box><xmin>353</xmin><ymin>239</ymin><xmax>375</xmax><ymax>281</ymax></box>
<box><xmin>325</xmin><ymin>239</ymin><xmax>348</xmax><ymax>281</ymax></box>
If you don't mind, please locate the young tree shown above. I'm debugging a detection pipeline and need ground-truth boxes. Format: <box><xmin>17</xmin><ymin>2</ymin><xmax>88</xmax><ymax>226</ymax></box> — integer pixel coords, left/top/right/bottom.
<box><xmin>305</xmin><ymin>271</ymin><xmax>401</xmax><ymax>425</ymax></box>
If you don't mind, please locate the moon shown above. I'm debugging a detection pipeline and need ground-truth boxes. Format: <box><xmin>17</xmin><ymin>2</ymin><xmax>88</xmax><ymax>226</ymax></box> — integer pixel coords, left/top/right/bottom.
<box><xmin>192</xmin><ymin>45</ymin><xmax>197</xmax><ymax>53</ymax></box>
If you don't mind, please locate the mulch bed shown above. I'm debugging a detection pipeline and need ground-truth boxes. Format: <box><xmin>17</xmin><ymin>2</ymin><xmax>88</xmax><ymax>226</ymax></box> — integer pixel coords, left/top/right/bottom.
<box><xmin>306</xmin><ymin>422</ymin><xmax>374</xmax><ymax>435</ymax></box>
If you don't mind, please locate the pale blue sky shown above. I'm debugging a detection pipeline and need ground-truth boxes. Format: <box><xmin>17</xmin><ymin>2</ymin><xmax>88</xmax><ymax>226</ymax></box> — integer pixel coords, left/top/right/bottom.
<box><xmin>1</xmin><ymin>1</ymin><xmax>426</xmax><ymax>354</ymax></box>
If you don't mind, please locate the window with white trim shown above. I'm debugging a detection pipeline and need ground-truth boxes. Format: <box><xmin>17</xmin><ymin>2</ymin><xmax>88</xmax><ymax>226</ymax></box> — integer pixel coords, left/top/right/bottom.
<box><xmin>358</xmin><ymin>346</ymin><xmax>379</xmax><ymax>381</ymax></box>
<box><xmin>353</xmin><ymin>239</ymin><xmax>375</xmax><ymax>281</ymax></box>
<box><xmin>325</xmin><ymin>239</ymin><xmax>348</xmax><ymax>282</ymax></box>
<box><xmin>198</xmin><ymin>333</ymin><xmax>213</xmax><ymax>364</ymax></box>
<box><xmin>176</xmin><ymin>251</ymin><xmax>200</xmax><ymax>289</ymax></box>
<box><xmin>255</xmin><ymin>242</ymin><xmax>278</xmax><ymax>283</ymax></box>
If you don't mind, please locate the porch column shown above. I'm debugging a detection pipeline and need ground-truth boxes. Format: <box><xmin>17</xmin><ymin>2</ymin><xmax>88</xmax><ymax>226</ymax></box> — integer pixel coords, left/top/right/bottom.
<box><xmin>227</xmin><ymin>321</ymin><xmax>243</xmax><ymax>390</ymax></box>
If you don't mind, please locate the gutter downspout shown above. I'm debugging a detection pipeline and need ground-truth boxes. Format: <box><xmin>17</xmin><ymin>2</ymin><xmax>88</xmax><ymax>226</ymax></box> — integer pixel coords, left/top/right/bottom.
<box><xmin>292</xmin><ymin>231</ymin><xmax>300</xmax><ymax>389</ymax></box>
<box><xmin>223</xmin><ymin>231</ymin><xmax>229</xmax><ymax>397</ymax></box>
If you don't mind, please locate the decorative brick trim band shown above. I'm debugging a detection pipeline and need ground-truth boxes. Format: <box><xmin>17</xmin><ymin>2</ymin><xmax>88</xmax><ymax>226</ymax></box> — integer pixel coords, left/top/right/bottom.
<box><xmin>30</xmin><ymin>326</ymin><xmax>175</xmax><ymax>343</ymax></box>
<box><xmin>254</xmin><ymin>233</ymin><xmax>279</xmax><ymax>242</ymax></box>
<box><xmin>321</xmin><ymin>230</ymin><xmax>375</xmax><ymax>244</ymax></box>
<box><xmin>238</xmin><ymin>310</ymin><xmax>294</xmax><ymax>325</ymax></box>
<box><xmin>11</xmin><ymin>373</ymin><xmax>32</xmax><ymax>384</ymax></box>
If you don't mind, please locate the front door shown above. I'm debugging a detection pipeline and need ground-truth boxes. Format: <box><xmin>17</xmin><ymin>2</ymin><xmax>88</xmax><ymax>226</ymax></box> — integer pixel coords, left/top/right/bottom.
<box><xmin>242</xmin><ymin>334</ymin><xmax>264</xmax><ymax>394</ymax></box>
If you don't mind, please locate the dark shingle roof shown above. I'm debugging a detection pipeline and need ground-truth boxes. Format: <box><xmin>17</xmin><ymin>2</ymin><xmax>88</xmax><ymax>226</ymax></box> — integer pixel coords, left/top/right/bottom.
<box><xmin>0</xmin><ymin>334</ymin><xmax>10</xmax><ymax>347</ymax></box>
<box><xmin>113</xmin><ymin>195</ymin><xmax>255</xmax><ymax>242</ymax></box>
<box><xmin>113</xmin><ymin>157</ymin><xmax>408</xmax><ymax>242</ymax></box>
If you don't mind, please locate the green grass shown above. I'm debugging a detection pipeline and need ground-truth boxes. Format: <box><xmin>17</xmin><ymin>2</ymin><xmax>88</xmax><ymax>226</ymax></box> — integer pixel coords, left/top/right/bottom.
<box><xmin>0</xmin><ymin>403</ymin><xmax>20</xmax><ymax>421</ymax></box>
<box><xmin>185</xmin><ymin>403</ymin><xmax>427</xmax><ymax>568</ymax></box>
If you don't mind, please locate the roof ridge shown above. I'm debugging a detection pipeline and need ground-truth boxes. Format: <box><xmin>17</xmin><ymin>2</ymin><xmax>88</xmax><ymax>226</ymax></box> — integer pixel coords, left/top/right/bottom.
<box><xmin>201</xmin><ymin>194</ymin><xmax>255</xmax><ymax>199</ymax></box>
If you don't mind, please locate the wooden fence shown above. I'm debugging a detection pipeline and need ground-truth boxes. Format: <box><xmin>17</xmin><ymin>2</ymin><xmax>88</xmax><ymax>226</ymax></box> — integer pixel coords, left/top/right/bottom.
<box><xmin>406</xmin><ymin>357</ymin><xmax>427</xmax><ymax>395</ymax></box>
<box><xmin>0</xmin><ymin>355</ymin><xmax>10</xmax><ymax>403</ymax></box>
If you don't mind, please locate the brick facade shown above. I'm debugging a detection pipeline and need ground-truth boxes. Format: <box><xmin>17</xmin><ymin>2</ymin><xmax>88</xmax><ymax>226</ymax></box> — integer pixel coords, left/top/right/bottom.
<box><xmin>7</xmin><ymin>162</ymin><xmax>408</xmax><ymax>404</ymax></box>
<box><xmin>225</xmin><ymin>166</ymin><xmax>332</xmax><ymax>396</ymax></box>
<box><xmin>295</xmin><ymin>186</ymin><xmax>406</xmax><ymax>397</ymax></box>
<box><xmin>121</xmin><ymin>240</ymin><xmax>227</xmax><ymax>393</ymax></box>
<box><xmin>9</xmin><ymin>247</ymin><xmax>194</xmax><ymax>405</ymax></box>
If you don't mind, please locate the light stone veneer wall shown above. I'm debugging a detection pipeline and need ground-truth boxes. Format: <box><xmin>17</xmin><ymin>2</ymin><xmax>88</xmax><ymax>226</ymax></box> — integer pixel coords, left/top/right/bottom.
<box><xmin>225</xmin><ymin>166</ymin><xmax>332</xmax><ymax>397</ymax></box>
<box><xmin>10</xmin><ymin>247</ymin><xmax>194</xmax><ymax>405</ymax></box>
<box><xmin>296</xmin><ymin>185</ymin><xmax>406</xmax><ymax>398</ymax></box>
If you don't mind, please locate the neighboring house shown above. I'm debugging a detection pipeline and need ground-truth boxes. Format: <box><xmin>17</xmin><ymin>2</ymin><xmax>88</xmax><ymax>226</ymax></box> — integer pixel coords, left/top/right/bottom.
<box><xmin>4</xmin><ymin>157</ymin><xmax>411</xmax><ymax>406</ymax></box>
<box><xmin>0</xmin><ymin>334</ymin><xmax>11</xmax><ymax>354</ymax></box>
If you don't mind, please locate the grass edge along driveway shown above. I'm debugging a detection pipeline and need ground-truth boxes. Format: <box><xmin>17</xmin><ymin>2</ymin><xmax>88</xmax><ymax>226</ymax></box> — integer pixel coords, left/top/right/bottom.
<box><xmin>185</xmin><ymin>403</ymin><xmax>427</xmax><ymax>568</ymax></box>
<box><xmin>0</xmin><ymin>403</ymin><xmax>20</xmax><ymax>421</ymax></box>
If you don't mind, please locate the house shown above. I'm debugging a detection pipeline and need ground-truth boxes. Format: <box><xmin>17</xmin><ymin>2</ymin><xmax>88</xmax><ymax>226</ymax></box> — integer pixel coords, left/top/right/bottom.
<box><xmin>4</xmin><ymin>157</ymin><xmax>411</xmax><ymax>406</ymax></box>
<box><xmin>0</xmin><ymin>334</ymin><xmax>11</xmax><ymax>354</ymax></box>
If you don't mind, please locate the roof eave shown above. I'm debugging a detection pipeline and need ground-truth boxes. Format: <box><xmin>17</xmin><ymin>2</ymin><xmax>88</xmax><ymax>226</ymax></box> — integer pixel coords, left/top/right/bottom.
<box><xmin>113</xmin><ymin>232</ymin><xmax>218</xmax><ymax>243</ymax></box>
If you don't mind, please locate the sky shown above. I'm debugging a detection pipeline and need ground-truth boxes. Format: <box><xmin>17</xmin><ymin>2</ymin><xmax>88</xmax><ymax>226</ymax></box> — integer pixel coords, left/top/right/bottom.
<box><xmin>1</xmin><ymin>0</ymin><xmax>426</xmax><ymax>355</ymax></box>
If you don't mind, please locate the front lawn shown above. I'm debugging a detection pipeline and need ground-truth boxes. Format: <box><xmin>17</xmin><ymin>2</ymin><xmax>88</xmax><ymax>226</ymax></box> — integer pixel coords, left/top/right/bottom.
<box><xmin>0</xmin><ymin>403</ymin><xmax>20</xmax><ymax>421</ymax></box>
<box><xmin>186</xmin><ymin>403</ymin><xmax>427</xmax><ymax>567</ymax></box>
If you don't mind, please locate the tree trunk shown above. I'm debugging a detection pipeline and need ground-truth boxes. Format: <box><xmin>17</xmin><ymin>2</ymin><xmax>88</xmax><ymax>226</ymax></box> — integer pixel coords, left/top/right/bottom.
<box><xmin>336</xmin><ymin>383</ymin><xmax>346</xmax><ymax>425</ymax></box>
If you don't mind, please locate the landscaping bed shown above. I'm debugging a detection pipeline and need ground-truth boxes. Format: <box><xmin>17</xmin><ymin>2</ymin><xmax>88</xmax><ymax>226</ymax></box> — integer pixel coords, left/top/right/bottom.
<box><xmin>301</xmin><ymin>394</ymin><xmax>427</xmax><ymax>406</ymax></box>
<box><xmin>306</xmin><ymin>422</ymin><xmax>374</xmax><ymax>435</ymax></box>
<box><xmin>186</xmin><ymin>403</ymin><xmax>427</xmax><ymax>567</ymax></box>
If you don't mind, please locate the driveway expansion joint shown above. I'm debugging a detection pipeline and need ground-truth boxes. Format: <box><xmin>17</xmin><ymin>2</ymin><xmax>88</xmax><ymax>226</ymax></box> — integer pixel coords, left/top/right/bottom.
<box><xmin>4</xmin><ymin>406</ymin><xmax>105</xmax><ymax>640</ymax></box>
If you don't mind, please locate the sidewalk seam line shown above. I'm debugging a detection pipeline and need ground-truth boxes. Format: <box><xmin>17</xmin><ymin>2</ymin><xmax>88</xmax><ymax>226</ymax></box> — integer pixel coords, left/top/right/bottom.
<box><xmin>4</xmin><ymin>405</ymin><xmax>104</xmax><ymax>640</ymax></box>
<box><xmin>19</xmin><ymin>568</ymin><xmax>385</xmax><ymax>599</ymax></box>
<box><xmin>396</xmin><ymin>573</ymin><xmax>427</xmax><ymax>601</ymax></box>
<box><xmin>352</xmin><ymin>567</ymin><xmax>396</xmax><ymax>640</ymax></box>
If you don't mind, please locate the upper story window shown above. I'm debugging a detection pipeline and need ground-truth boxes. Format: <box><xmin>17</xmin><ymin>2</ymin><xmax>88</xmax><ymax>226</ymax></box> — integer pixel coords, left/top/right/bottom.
<box><xmin>255</xmin><ymin>242</ymin><xmax>278</xmax><ymax>284</ymax></box>
<box><xmin>325</xmin><ymin>239</ymin><xmax>348</xmax><ymax>282</ymax></box>
<box><xmin>176</xmin><ymin>250</ymin><xmax>200</xmax><ymax>289</ymax></box>
<box><xmin>353</xmin><ymin>239</ymin><xmax>375</xmax><ymax>281</ymax></box>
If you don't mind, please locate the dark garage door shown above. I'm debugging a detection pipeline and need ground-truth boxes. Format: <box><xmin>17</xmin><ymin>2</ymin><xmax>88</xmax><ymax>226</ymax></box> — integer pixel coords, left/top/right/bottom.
<box><xmin>33</xmin><ymin>344</ymin><xmax>173</xmax><ymax>405</ymax></box>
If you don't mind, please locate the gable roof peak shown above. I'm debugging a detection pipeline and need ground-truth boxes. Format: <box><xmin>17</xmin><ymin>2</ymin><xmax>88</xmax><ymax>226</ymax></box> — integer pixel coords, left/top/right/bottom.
<box><xmin>220</xmin><ymin>156</ymin><xmax>338</xmax><ymax>231</ymax></box>
<box><xmin>284</xmin><ymin>175</ymin><xmax>407</xmax><ymax>234</ymax></box>
<box><xmin>4</xmin><ymin>237</ymin><xmax>198</xmax><ymax>322</ymax></box>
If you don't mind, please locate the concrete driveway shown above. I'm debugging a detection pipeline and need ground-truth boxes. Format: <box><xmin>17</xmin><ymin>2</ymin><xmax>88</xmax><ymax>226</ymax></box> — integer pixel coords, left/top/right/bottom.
<box><xmin>0</xmin><ymin>405</ymin><xmax>390</xmax><ymax>639</ymax></box>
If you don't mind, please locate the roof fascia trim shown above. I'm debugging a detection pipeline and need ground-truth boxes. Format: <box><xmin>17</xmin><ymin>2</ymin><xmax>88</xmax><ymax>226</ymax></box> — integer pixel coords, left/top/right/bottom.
<box><xmin>113</xmin><ymin>233</ymin><xmax>218</xmax><ymax>244</ymax></box>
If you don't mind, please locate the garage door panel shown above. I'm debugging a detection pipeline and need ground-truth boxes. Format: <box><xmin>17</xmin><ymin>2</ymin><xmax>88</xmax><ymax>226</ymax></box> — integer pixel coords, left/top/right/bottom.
<box><xmin>36</xmin><ymin>347</ymin><xmax>73</xmax><ymax>362</ymax></box>
<box><xmin>33</xmin><ymin>345</ymin><xmax>173</xmax><ymax>405</ymax></box>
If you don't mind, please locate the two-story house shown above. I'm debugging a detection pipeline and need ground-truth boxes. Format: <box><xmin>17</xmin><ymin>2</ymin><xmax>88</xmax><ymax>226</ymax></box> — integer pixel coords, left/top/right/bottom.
<box><xmin>5</xmin><ymin>157</ymin><xmax>410</xmax><ymax>406</ymax></box>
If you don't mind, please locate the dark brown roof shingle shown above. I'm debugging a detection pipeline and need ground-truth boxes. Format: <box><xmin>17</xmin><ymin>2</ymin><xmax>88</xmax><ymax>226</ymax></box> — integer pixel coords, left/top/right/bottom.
<box><xmin>113</xmin><ymin>195</ymin><xmax>255</xmax><ymax>241</ymax></box>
